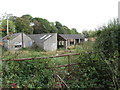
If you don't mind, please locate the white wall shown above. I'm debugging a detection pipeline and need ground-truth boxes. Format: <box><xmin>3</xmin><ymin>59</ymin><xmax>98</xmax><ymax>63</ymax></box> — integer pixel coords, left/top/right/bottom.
<box><xmin>6</xmin><ymin>33</ymin><xmax>33</xmax><ymax>50</ymax></box>
<box><xmin>44</xmin><ymin>33</ymin><xmax>57</xmax><ymax>51</ymax></box>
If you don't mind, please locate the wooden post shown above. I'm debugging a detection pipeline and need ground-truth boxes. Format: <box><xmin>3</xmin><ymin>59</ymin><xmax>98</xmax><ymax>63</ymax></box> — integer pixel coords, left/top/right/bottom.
<box><xmin>64</xmin><ymin>41</ymin><xmax>67</xmax><ymax>50</ymax></box>
<box><xmin>79</xmin><ymin>39</ymin><xmax>81</xmax><ymax>43</ymax></box>
<box><xmin>74</xmin><ymin>39</ymin><xmax>76</xmax><ymax>48</ymax></box>
<box><xmin>73</xmin><ymin>39</ymin><xmax>75</xmax><ymax>45</ymax></box>
<box><xmin>67</xmin><ymin>40</ymin><xmax>70</xmax><ymax>46</ymax></box>
<box><xmin>68</xmin><ymin>55</ymin><xmax>70</xmax><ymax>72</ymax></box>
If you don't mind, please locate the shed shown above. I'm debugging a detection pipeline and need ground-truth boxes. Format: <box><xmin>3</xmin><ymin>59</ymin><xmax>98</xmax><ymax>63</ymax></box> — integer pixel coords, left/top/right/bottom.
<box><xmin>28</xmin><ymin>33</ymin><xmax>57</xmax><ymax>51</ymax></box>
<box><xmin>2</xmin><ymin>33</ymin><xmax>34</xmax><ymax>50</ymax></box>
<box><xmin>58</xmin><ymin>34</ymin><xmax>85</xmax><ymax>49</ymax></box>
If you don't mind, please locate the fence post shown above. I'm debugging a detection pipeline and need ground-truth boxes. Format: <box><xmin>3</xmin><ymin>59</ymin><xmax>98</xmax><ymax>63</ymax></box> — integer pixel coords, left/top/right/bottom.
<box><xmin>68</xmin><ymin>55</ymin><xmax>70</xmax><ymax>72</ymax></box>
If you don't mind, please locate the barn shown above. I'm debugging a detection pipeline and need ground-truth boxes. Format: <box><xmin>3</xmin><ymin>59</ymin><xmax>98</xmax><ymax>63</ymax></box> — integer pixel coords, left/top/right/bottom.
<box><xmin>2</xmin><ymin>33</ymin><xmax>84</xmax><ymax>51</ymax></box>
<box><xmin>28</xmin><ymin>33</ymin><xmax>57</xmax><ymax>51</ymax></box>
<box><xmin>2</xmin><ymin>33</ymin><xmax>34</xmax><ymax>50</ymax></box>
<box><xmin>58</xmin><ymin>34</ymin><xmax>85</xmax><ymax>49</ymax></box>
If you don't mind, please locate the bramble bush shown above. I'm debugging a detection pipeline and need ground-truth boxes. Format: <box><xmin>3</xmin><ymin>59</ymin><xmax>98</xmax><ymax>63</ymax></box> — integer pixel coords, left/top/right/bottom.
<box><xmin>63</xmin><ymin>52</ymin><xmax>117</xmax><ymax>89</ymax></box>
<box><xmin>93</xmin><ymin>19</ymin><xmax>120</xmax><ymax>89</ymax></box>
<box><xmin>94</xmin><ymin>19</ymin><xmax>120</xmax><ymax>58</ymax></box>
<box><xmin>2</xmin><ymin>59</ymin><xmax>53</xmax><ymax>88</ymax></box>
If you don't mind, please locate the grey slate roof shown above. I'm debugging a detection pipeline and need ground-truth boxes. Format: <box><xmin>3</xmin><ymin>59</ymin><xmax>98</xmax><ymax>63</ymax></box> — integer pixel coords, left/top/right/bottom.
<box><xmin>28</xmin><ymin>33</ymin><xmax>56</xmax><ymax>43</ymax></box>
<box><xmin>58</xmin><ymin>34</ymin><xmax>85</xmax><ymax>40</ymax></box>
<box><xmin>2</xmin><ymin>33</ymin><xmax>21</xmax><ymax>41</ymax></box>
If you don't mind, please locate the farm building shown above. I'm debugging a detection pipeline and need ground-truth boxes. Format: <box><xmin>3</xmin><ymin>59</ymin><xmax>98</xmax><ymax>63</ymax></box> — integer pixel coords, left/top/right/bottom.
<box><xmin>28</xmin><ymin>33</ymin><xmax>57</xmax><ymax>51</ymax></box>
<box><xmin>58</xmin><ymin>34</ymin><xmax>85</xmax><ymax>49</ymax></box>
<box><xmin>2</xmin><ymin>33</ymin><xmax>34</xmax><ymax>50</ymax></box>
<box><xmin>2</xmin><ymin>33</ymin><xmax>85</xmax><ymax>51</ymax></box>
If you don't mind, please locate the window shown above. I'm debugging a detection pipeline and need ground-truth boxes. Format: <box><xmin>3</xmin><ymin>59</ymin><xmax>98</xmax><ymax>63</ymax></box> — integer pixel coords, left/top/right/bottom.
<box><xmin>15</xmin><ymin>45</ymin><xmax>22</xmax><ymax>48</ymax></box>
<box><xmin>44</xmin><ymin>35</ymin><xmax>51</xmax><ymax>40</ymax></box>
<box><xmin>14</xmin><ymin>42</ymin><xmax>22</xmax><ymax>48</ymax></box>
<box><xmin>40</xmin><ymin>35</ymin><xmax>47</xmax><ymax>39</ymax></box>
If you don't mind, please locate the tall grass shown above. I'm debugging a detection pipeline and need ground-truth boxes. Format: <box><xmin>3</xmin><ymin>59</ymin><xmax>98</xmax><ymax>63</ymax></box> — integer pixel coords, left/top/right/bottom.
<box><xmin>75</xmin><ymin>41</ymin><xmax>95</xmax><ymax>53</ymax></box>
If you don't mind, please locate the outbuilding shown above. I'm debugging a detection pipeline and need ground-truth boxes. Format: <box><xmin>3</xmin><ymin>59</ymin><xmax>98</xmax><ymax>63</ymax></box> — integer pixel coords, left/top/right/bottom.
<box><xmin>58</xmin><ymin>34</ymin><xmax>85</xmax><ymax>49</ymax></box>
<box><xmin>2</xmin><ymin>33</ymin><xmax>34</xmax><ymax>50</ymax></box>
<box><xmin>28</xmin><ymin>33</ymin><xmax>57</xmax><ymax>51</ymax></box>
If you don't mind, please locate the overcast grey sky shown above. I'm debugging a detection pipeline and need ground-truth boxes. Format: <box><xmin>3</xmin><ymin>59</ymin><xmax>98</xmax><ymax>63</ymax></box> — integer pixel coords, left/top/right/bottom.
<box><xmin>0</xmin><ymin>0</ymin><xmax>119</xmax><ymax>32</ymax></box>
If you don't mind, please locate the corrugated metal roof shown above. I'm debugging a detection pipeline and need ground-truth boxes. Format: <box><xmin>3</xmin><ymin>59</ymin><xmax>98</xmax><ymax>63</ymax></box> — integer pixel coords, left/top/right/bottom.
<box><xmin>58</xmin><ymin>34</ymin><xmax>85</xmax><ymax>40</ymax></box>
<box><xmin>28</xmin><ymin>33</ymin><xmax>56</xmax><ymax>43</ymax></box>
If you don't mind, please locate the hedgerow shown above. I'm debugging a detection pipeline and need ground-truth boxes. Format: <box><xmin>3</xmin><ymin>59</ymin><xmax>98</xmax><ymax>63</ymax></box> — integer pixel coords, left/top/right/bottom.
<box><xmin>2</xmin><ymin>59</ymin><xmax>53</xmax><ymax>88</ymax></box>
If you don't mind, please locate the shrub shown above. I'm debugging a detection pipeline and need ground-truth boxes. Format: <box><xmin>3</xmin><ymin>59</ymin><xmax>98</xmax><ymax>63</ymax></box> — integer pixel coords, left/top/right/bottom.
<box><xmin>94</xmin><ymin>19</ymin><xmax>120</xmax><ymax>58</ymax></box>
<box><xmin>93</xmin><ymin>19</ymin><xmax>120</xmax><ymax>89</ymax></box>
<box><xmin>64</xmin><ymin>52</ymin><xmax>116</xmax><ymax>89</ymax></box>
<box><xmin>2</xmin><ymin>59</ymin><xmax>53</xmax><ymax>88</ymax></box>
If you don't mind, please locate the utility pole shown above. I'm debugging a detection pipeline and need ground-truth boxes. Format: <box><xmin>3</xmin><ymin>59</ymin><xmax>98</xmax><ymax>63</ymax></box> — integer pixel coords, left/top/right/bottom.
<box><xmin>6</xmin><ymin>17</ymin><xmax>9</xmax><ymax>35</ymax></box>
<box><xmin>5</xmin><ymin>13</ymin><xmax>12</xmax><ymax>36</ymax></box>
<box><xmin>1</xmin><ymin>13</ymin><xmax>12</xmax><ymax>36</ymax></box>
<box><xmin>2</xmin><ymin>13</ymin><xmax>12</xmax><ymax>49</ymax></box>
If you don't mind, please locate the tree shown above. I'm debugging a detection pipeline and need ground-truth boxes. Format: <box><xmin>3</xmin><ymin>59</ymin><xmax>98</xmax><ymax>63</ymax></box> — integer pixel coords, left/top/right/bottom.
<box><xmin>55</xmin><ymin>21</ymin><xmax>65</xmax><ymax>34</ymax></box>
<box><xmin>33</xmin><ymin>18</ymin><xmax>52</xmax><ymax>34</ymax></box>
<box><xmin>94</xmin><ymin>19</ymin><xmax>120</xmax><ymax>57</ymax></box>
<box><xmin>15</xmin><ymin>17</ymin><xmax>33</xmax><ymax>34</ymax></box>
<box><xmin>82</xmin><ymin>30</ymin><xmax>89</xmax><ymax>38</ymax></box>
<box><xmin>62</xmin><ymin>25</ymin><xmax>71</xmax><ymax>34</ymax></box>
<box><xmin>1</xmin><ymin>14</ymin><xmax>79</xmax><ymax>35</ymax></box>
<box><xmin>70</xmin><ymin>28</ymin><xmax>78</xmax><ymax>34</ymax></box>
<box><xmin>21</xmin><ymin>14</ymin><xmax>33</xmax><ymax>22</ymax></box>
<box><xmin>49</xmin><ymin>22</ymin><xmax>58</xmax><ymax>33</ymax></box>
<box><xmin>82</xmin><ymin>30</ymin><xmax>97</xmax><ymax>38</ymax></box>
<box><xmin>1</xmin><ymin>19</ymin><xmax>16</xmax><ymax>36</ymax></box>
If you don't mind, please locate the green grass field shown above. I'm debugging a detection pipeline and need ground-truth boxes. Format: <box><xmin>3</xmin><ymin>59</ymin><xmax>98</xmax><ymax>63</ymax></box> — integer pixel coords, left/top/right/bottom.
<box><xmin>1</xmin><ymin>41</ymin><xmax>94</xmax><ymax>68</ymax></box>
<box><xmin>2</xmin><ymin>41</ymin><xmax>94</xmax><ymax>59</ymax></box>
